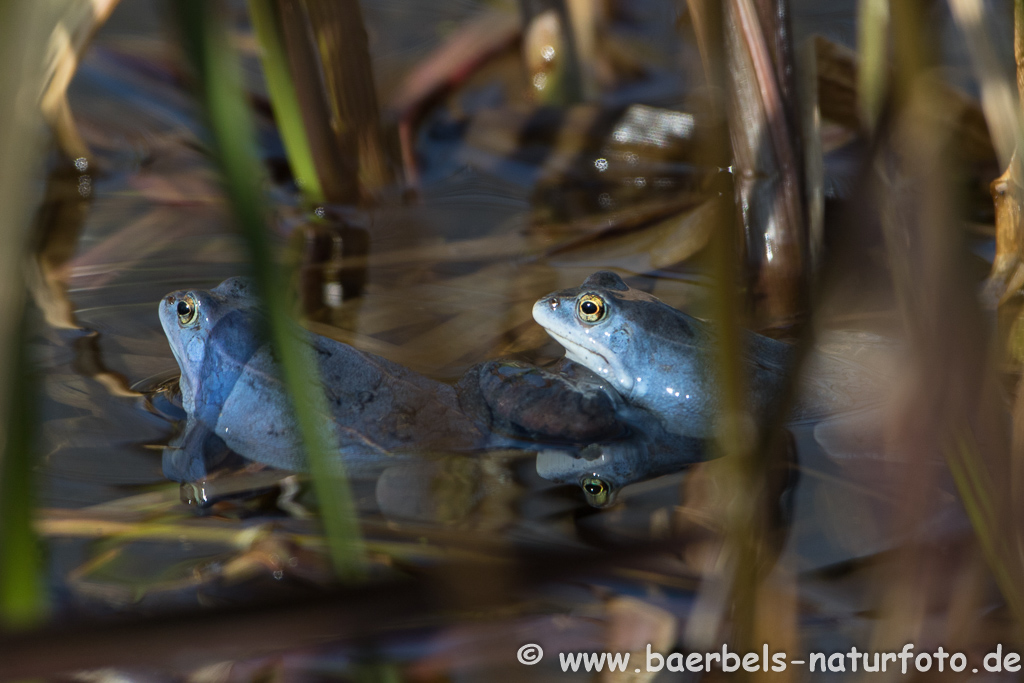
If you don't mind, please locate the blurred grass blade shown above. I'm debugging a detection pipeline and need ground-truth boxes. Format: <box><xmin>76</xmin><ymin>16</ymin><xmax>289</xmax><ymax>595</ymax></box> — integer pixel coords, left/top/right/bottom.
<box><xmin>681</xmin><ymin>0</ymin><xmax>765</xmax><ymax>655</ymax></box>
<box><xmin>172</xmin><ymin>0</ymin><xmax>365</xmax><ymax>580</ymax></box>
<box><xmin>565</xmin><ymin>0</ymin><xmax>601</xmax><ymax>100</ymax></box>
<box><xmin>950</xmin><ymin>0</ymin><xmax>1024</xmax><ymax>306</ymax></box>
<box><xmin>948</xmin><ymin>0</ymin><xmax>1022</xmax><ymax>171</ymax></box>
<box><xmin>0</xmin><ymin>304</ymin><xmax>48</xmax><ymax>629</ymax></box>
<box><xmin>0</xmin><ymin>0</ymin><xmax>57</xmax><ymax>630</ymax></box>
<box><xmin>798</xmin><ymin>37</ymin><xmax>824</xmax><ymax>272</ymax></box>
<box><xmin>40</xmin><ymin>0</ymin><xmax>121</xmax><ymax>162</ymax></box>
<box><xmin>248</xmin><ymin>0</ymin><xmax>324</xmax><ymax>204</ymax></box>
<box><xmin>521</xmin><ymin>0</ymin><xmax>584</xmax><ymax>105</ymax></box>
<box><xmin>857</xmin><ymin>0</ymin><xmax>889</xmax><ymax>132</ymax></box>
<box><xmin>946</xmin><ymin>433</ymin><xmax>1024</xmax><ymax>626</ymax></box>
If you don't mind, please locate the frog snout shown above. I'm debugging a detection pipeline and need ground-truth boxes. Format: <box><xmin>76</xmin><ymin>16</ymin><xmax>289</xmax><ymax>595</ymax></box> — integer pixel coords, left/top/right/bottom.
<box><xmin>532</xmin><ymin>297</ymin><xmax>556</xmax><ymax>325</ymax></box>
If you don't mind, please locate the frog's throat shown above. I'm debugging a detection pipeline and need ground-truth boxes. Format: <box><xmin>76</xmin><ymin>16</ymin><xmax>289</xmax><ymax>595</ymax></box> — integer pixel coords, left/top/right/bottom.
<box><xmin>166</xmin><ymin>340</ymin><xmax>198</xmax><ymax>414</ymax></box>
<box><xmin>544</xmin><ymin>329</ymin><xmax>634</xmax><ymax>395</ymax></box>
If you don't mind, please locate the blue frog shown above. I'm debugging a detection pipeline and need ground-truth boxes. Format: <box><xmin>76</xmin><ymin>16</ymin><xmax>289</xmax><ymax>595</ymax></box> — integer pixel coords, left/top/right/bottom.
<box><xmin>158</xmin><ymin>277</ymin><xmax>679</xmax><ymax>487</ymax></box>
<box><xmin>532</xmin><ymin>271</ymin><xmax>881</xmax><ymax>440</ymax></box>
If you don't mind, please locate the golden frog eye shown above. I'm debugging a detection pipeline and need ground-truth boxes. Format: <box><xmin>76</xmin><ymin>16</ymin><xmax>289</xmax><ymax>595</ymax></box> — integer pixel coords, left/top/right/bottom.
<box><xmin>581</xmin><ymin>476</ymin><xmax>611</xmax><ymax>506</ymax></box>
<box><xmin>576</xmin><ymin>293</ymin><xmax>606</xmax><ymax>323</ymax></box>
<box><xmin>176</xmin><ymin>296</ymin><xmax>199</xmax><ymax>326</ymax></box>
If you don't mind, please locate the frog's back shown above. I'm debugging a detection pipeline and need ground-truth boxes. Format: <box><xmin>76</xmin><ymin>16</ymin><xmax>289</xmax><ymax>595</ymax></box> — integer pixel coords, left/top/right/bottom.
<box><xmin>215</xmin><ymin>329</ymin><xmax>486</xmax><ymax>472</ymax></box>
<box><xmin>658</xmin><ymin>323</ymin><xmax>887</xmax><ymax>427</ymax></box>
<box><xmin>314</xmin><ymin>332</ymin><xmax>485</xmax><ymax>454</ymax></box>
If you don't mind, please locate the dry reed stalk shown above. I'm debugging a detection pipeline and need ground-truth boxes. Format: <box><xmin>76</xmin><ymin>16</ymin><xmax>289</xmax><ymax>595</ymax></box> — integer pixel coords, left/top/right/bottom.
<box><xmin>299</xmin><ymin>0</ymin><xmax>396</xmax><ymax>202</ymax></box>
<box><xmin>277</xmin><ymin>0</ymin><xmax>359</xmax><ymax>204</ymax></box>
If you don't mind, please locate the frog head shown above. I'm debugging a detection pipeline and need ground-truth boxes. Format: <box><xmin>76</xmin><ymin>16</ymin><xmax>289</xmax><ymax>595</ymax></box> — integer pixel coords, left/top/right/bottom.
<box><xmin>158</xmin><ymin>277</ymin><xmax>263</xmax><ymax>420</ymax></box>
<box><xmin>532</xmin><ymin>271</ymin><xmax>699</xmax><ymax>402</ymax></box>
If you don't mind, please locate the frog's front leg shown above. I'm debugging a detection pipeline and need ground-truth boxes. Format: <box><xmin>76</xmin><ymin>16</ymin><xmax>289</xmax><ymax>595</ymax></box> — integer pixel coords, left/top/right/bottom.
<box><xmin>162</xmin><ymin>417</ymin><xmax>231</xmax><ymax>482</ymax></box>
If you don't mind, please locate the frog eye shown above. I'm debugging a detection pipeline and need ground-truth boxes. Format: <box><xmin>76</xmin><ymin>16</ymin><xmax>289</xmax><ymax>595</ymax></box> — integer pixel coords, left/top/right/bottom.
<box><xmin>176</xmin><ymin>296</ymin><xmax>200</xmax><ymax>326</ymax></box>
<box><xmin>581</xmin><ymin>476</ymin><xmax>612</xmax><ymax>507</ymax></box>
<box><xmin>576</xmin><ymin>294</ymin><xmax>607</xmax><ymax>323</ymax></box>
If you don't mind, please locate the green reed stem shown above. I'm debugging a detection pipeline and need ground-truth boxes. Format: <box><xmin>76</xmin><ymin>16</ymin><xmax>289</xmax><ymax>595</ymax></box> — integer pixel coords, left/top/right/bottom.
<box><xmin>172</xmin><ymin>0</ymin><xmax>365</xmax><ymax>581</ymax></box>
<box><xmin>247</xmin><ymin>0</ymin><xmax>324</xmax><ymax>204</ymax></box>
<box><xmin>857</xmin><ymin>0</ymin><xmax>889</xmax><ymax>132</ymax></box>
<box><xmin>0</xmin><ymin>302</ymin><xmax>47</xmax><ymax>629</ymax></box>
<box><xmin>0</xmin><ymin>0</ymin><xmax>54</xmax><ymax>630</ymax></box>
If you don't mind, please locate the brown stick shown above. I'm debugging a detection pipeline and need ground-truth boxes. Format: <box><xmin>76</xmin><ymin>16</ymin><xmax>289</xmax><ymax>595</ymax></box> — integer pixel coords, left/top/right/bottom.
<box><xmin>732</xmin><ymin>0</ymin><xmax>803</xmax><ymax>238</ymax></box>
<box><xmin>726</xmin><ymin>0</ymin><xmax>807</xmax><ymax>327</ymax></box>
<box><xmin>277</xmin><ymin>0</ymin><xmax>358</xmax><ymax>204</ymax></box>
<box><xmin>301</xmin><ymin>0</ymin><xmax>395</xmax><ymax>201</ymax></box>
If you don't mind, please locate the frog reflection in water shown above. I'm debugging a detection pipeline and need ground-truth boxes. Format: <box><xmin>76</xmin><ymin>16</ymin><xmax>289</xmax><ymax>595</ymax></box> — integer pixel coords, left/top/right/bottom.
<box><xmin>532</xmin><ymin>271</ymin><xmax>888</xmax><ymax>505</ymax></box>
<box><xmin>158</xmin><ymin>277</ymin><xmax>677</xmax><ymax>488</ymax></box>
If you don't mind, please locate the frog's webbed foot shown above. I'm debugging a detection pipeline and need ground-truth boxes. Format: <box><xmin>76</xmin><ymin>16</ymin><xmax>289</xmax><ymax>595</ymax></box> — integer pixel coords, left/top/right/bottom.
<box><xmin>459</xmin><ymin>359</ymin><xmax>626</xmax><ymax>444</ymax></box>
<box><xmin>162</xmin><ymin>418</ymin><xmax>232</xmax><ymax>482</ymax></box>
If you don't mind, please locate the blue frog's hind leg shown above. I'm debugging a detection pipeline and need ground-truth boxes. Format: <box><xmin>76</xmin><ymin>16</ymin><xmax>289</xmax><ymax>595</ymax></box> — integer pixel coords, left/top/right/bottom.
<box><xmin>458</xmin><ymin>359</ymin><xmax>628</xmax><ymax>446</ymax></box>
